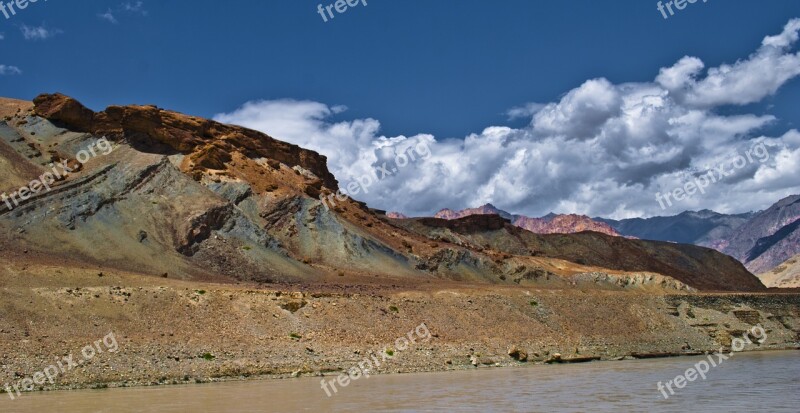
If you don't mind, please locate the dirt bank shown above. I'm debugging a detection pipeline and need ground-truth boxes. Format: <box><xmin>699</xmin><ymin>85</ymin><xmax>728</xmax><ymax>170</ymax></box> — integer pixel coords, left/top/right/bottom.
<box><xmin>0</xmin><ymin>262</ymin><xmax>798</xmax><ymax>394</ymax></box>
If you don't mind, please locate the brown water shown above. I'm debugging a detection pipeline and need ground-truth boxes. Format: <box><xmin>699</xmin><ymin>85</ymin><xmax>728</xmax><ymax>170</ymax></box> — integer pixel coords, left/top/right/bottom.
<box><xmin>1</xmin><ymin>350</ymin><xmax>798</xmax><ymax>412</ymax></box>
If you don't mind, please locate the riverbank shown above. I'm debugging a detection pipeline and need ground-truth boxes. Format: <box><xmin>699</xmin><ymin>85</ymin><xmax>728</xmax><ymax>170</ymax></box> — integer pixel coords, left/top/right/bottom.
<box><xmin>0</xmin><ymin>262</ymin><xmax>798</xmax><ymax>396</ymax></box>
<box><xmin>6</xmin><ymin>350</ymin><xmax>798</xmax><ymax>412</ymax></box>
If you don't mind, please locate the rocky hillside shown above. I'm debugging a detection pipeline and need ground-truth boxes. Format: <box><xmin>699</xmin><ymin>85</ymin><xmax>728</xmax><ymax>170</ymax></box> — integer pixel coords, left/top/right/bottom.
<box><xmin>431</xmin><ymin>203</ymin><xmax>620</xmax><ymax>236</ymax></box>
<box><xmin>719</xmin><ymin>195</ymin><xmax>800</xmax><ymax>274</ymax></box>
<box><xmin>392</xmin><ymin>214</ymin><xmax>765</xmax><ymax>291</ymax></box>
<box><xmin>599</xmin><ymin>197</ymin><xmax>800</xmax><ymax>280</ymax></box>
<box><xmin>0</xmin><ymin>94</ymin><xmax>765</xmax><ymax>292</ymax></box>
<box><xmin>759</xmin><ymin>254</ymin><xmax>800</xmax><ymax>288</ymax></box>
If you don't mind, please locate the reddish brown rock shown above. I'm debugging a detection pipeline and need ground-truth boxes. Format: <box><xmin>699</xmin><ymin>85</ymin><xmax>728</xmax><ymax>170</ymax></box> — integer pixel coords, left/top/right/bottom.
<box><xmin>32</xmin><ymin>93</ymin><xmax>338</xmax><ymax>190</ymax></box>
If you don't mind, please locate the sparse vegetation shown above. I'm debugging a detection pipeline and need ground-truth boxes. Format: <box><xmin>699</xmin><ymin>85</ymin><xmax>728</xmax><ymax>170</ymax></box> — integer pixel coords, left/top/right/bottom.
<box><xmin>389</xmin><ymin>305</ymin><xmax>399</xmax><ymax>312</ymax></box>
<box><xmin>201</xmin><ymin>353</ymin><xmax>215</xmax><ymax>361</ymax></box>
<box><xmin>385</xmin><ymin>349</ymin><xmax>394</xmax><ymax>356</ymax></box>
<box><xmin>196</xmin><ymin>290</ymin><xmax>206</xmax><ymax>295</ymax></box>
<box><xmin>289</xmin><ymin>333</ymin><xmax>302</xmax><ymax>340</ymax></box>
<box><xmin>530</xmin><ymin>300</ymin><xmax>538</xmax><ymax>307</ymax></box>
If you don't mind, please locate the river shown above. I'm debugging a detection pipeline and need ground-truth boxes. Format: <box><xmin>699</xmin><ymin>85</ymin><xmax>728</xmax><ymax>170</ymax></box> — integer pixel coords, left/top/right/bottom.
<box><xmin>1</xmin><ymin>350</ymin><xmax>798</xmax><ymax>412</ymax></box>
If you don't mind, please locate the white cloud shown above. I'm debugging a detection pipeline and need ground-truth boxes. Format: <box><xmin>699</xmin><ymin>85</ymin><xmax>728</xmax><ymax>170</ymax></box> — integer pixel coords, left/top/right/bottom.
<box><xmin>20</xmin><ymin>25</ymin><xmax>61</xmax><ymax>41</ymax></box>
<box><xmin>0</xmin><ymin>33</ymin><xmax>5</xmax><ymax>40</ymax></box>
<box><xmin>506</xmin><ymin>102</ymin><xmax>545</xmax><ymax>120</ymax></box>
<box><xmin>660</xmin><ymin>18</ymin><xmax>800</xmax><ymax>107</ymax></box>
<box><xmin>98</xmin><ymin>10</ymin><xmax>118</xmax><ymax>24</ymax></box>
<box><xmin>99</xmin><ymin>2</ymin><xmax>148</xmax><ymax>24</ymax></box>
<box><xmin>532</xmin><ymin>78</ymin><xmax>622</xmax><ymax>139</ymax></box>
<box><xmin>214</xmin><ymin>19</ymin><xmax>800</xmax><ymax>219</ymax></box>
<box><xmin>0</xmin><ymin>65</ymin><xmax>22</xmax><ymax>75</ymax></box>
<box><xmin>123</xmin><ymin>1</ymin><xmax>148</xmax><ymax>15</ymax></box>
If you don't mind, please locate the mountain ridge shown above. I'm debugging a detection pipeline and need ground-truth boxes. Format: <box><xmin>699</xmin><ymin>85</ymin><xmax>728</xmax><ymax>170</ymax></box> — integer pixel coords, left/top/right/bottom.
<box><xmin>0</xmin><ymin>94</ymin><xmax>766</xmax><ymax>292</ymax></box>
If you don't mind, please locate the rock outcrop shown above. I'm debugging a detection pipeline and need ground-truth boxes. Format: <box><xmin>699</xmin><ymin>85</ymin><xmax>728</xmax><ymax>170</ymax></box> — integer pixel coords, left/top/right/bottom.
<box><xmin>33</xmin><ymin>93</ymin><xmax>338</xmax><ymax>189</ymax></box>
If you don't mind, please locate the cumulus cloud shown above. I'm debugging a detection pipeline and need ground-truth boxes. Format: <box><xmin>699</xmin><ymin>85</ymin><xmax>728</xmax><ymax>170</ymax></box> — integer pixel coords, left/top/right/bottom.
<box><xmin>661</xmin><ymin>18</ymin><xmax>800</xmax><ymax>107</ymax></box>
<box><xmin>532</xmin><ymin>78</ymin><xmax>622</xmax><ymax>139</ymax></box>
<box><xmin>214</xmin><ymin>19</ymin><xmax>800</xmax><ymax>219</ymax></box>
<box><xmin>0</xmin><ymin>65</ymin><xmax>22</xmax><ymax>75</ymax></box>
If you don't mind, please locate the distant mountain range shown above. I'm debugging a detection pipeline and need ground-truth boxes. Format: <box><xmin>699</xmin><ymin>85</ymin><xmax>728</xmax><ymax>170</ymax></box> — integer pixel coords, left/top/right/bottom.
<box><xmin>433</xmin><ymin>204</ymin><xmax>620</xmax><ymax>237</ymax></box>
<box><xmin>596</xmin><ymin>210</ymin><xmax>754</xmax><ymax>246</ymax></box>
<box><xmin>395</xmin><ymin>195</ymin><xmax>800</xmax><ymax>286</ymax></box>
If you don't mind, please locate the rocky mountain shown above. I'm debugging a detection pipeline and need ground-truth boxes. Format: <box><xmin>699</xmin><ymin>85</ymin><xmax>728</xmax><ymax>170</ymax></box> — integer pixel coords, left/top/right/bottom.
<box><xmin>717</xmin><ymin>195</ymin><xmax>800</xmax><ymax>274</ymax></box>
<box><xmin>598</xmin><ymin>210</ymin><xmax>753</xmax><ymax>246</ymax></box>
<box><xmin>385</xmin><ymin>211</ymin><xmax>409</xmax><ymax>219</ymax></box>
<box><xmin>598</xmin><ymin>197</ymin><xmax>800</xmax><ymax>280</ymax></box>
<box><xmin>0</xmin><ymin>94</ymin><xmax>765</xmax><ymax>291</ymax></box>
<box><xmin>432</xmin><ymin>204</ymin><xmax>620</xmax><ymax>236</ymax></box>
<box><xmin>434</xmin><ymin>203</ymin><xmax>513</xmax><ymax>220</ymax></box>
<box><xmin>513</xmin><ymin>213</ymin><xmax>620</xmax><ymax>236</ymax></box>
<box><xmin>391</xmin><ymin>214</ymin><xmax>765</xmax><ymax>291</ymax></box>
<box><xmin>758</xmin><ymin>254</ymin><xmax>800</xmax><ymax>288</ymax></box>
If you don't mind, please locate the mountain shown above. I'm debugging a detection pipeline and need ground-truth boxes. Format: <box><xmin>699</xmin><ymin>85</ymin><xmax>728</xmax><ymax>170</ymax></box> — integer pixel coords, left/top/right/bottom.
<box><xmin>597</xmin><ymin>210</ymin><xmax>754</xmax><ymax>245</ymax></box>
<box><xmin>758</xmin><ymin>254</ymin><xmax>800</xmax><ymax>288</ymax></box>
<box><xmin>433</xmin><ymin>204</ymin><xmax>620</xmax><ymax>236</ymax></box>
<box><xmin>513</xmin><ymin>213</ymin><xmax>620</xmax><ymax>236</ymax></box>
<box><xmin>391</xmin><ymin>214</ymin><xmax>765</xmax><ymax>291</ymax></box>
<box><xmin>598</xmin><ymin>197</ymin><xmax>800</xmax><ymax>278</ymax></box>
<box><xmin>716</xmin><ymin>195</ymin><xmax>800</xmax><ymax>274</ymax></box>
<box><xmin>0</xmin><ymin>94</ymin><xmax>765</xmax><ymax>292</ymax></box>
<box><xmin>434</xmin><ymin>203</ymin><xmax>513</xmax><ymax>220</ymax></box>
<box><xmin>385</xmin><ymin>211</ymin><xmax>409</xmax><ymax>219</ymax></box>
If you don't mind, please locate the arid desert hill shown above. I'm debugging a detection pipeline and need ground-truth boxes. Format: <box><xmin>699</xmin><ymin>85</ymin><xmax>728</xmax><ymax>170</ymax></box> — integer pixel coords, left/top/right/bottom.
<box><xmin>0</xmin><ymin>93</ymin><xmax>766</xmax><ymax>292</ymax></box>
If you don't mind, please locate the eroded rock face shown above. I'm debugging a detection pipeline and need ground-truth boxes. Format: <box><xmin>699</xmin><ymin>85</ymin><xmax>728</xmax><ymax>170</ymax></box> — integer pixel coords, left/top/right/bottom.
<box><xmin>33</xmin><ymin>93</ymin><xmax>95</xmax><ymax>129</ymax></box>
<box><xmin>32</xmin><ymin>93</ymin><xmax>338</xmax><ymax>190</ymax></box>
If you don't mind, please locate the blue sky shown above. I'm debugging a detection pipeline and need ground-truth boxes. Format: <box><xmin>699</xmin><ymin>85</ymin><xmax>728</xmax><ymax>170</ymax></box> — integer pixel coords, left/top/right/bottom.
<box><xmin>2</xmin><ymin>1</ymin><xmax>800</xmax><ymax>218</ymax></box>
